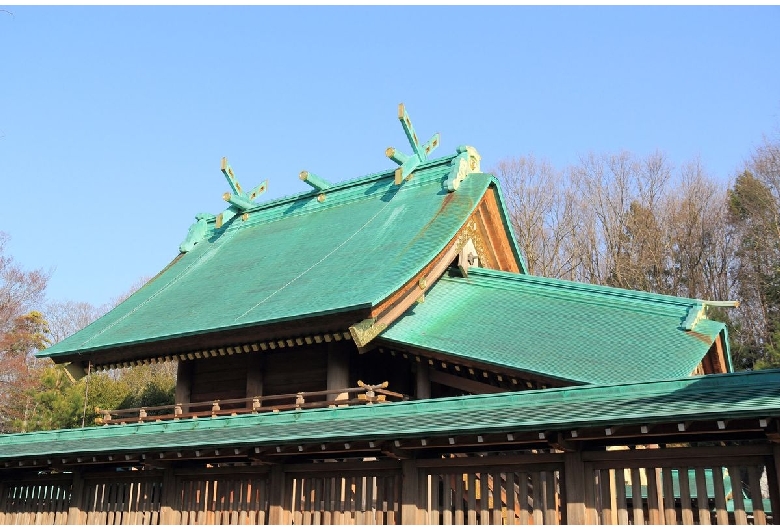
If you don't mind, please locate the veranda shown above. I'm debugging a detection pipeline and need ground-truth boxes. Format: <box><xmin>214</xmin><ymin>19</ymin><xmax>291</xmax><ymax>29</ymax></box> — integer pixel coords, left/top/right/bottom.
<box><xmin>1</xmin><ymin>369</ymin><xmax>779</xmax><ymax>526</ymax></box>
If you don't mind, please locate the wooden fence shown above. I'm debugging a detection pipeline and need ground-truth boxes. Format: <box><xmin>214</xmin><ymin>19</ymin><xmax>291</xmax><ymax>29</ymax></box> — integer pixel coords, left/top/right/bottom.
<box><xmin>0</xmin><ymin>475</ymin><xmax>72</xmax><ymax>525</ymax></box>
<box><xmin>420</xmin><ymin>459</ymin><xmax>563</xmax><ymax>525</ymax></box>
<box><xmin>82</xmin><ymin>471</ymin><xmax>164</xmax><ymax>525</ymax></box>
<box><xmin>172</xmin><ymin>468</ymin><xmax>271</xmax><ymax>525</ymax></box>
<box><xmin>285</xmin><ymin>462</ymin><xmax>402</xmax><ymax>524</ymax></box>
<box><xmin>584</xmin><ymin>446</ymin><xmax>778</xmax><ymax>525</ymax></box>
<box><xmin>1</xmin><ymin>445</ymin><xmax>778</xmax><ymax>525</ymax></box>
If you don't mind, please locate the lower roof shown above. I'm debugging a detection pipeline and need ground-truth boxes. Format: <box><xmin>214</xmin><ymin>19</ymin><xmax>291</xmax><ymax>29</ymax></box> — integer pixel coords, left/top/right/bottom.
<box><xmin>379</xmin><ymin>268</ymin><xmax>729</xmax><ymax>385</ymax></box>
<box><xmin>0</xmin><ymin>369</ymin><xmax>776</xmax><ymax>462</ymax></box>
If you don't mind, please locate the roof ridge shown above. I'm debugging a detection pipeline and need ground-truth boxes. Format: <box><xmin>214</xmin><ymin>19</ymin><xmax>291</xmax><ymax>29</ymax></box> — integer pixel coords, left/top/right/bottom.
<box><xmin>214</xmin><ymin>154</ymin><xmax>457</xmax><ymax>224</ymax></box>
<box><xmin>222</xmin><ymin>162</ymin><xmax>454</xmax><ymax>234</ymax></box>
<box><xmin>461</xmin><ymin>268</ymin><xmax>701</xmax><ymax>315</ymax></box>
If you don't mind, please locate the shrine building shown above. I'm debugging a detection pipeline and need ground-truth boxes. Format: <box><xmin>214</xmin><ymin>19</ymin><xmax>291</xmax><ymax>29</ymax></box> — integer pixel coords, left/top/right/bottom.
<box><xmin>1</xmin><ymin>105</ymin><xmax>779</xmax><ymax>525</ymax></box>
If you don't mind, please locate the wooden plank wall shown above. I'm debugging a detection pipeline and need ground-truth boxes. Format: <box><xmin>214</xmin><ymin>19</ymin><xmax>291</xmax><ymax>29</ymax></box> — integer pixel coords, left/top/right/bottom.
<box><xmin>286</xmin><ymin>471</ymin><xmax>401</xmax><ymax>525</ymax></box>
<box><xmin>189</xmin><ymin>354</ymin><xmax>249</xmax><ymax>405</ymax></box>
<box><xmin>173</xmin><ymin>471</ymin><xmax>270</xmax><ymax>525</ymax></box>
<box><xmin>420</xmin><ymin>463</ymin><xmax>563</xmax><ymax>525</ymax></box>
<box><xmin>586</xmin><ymin>450</ymin><xmax>778</xmax><ymax>525</ymax></box>
<box><xmin>1</xmin><ymin>444</ymin><xmax>779</xmax><ymax>525</ymax></box>
<box><xmin>0</xmin><ymin>476</ymin><xmax>72</xmax><ymax>525</ymax></box>
<box><xmin>262</xmin><ymin>348</ymin><xmax>328</xmax><ymax>396</ymax></box>
<box><xmin>82</xmin><ymin>472</ymin><xmax>164</xmax><ymax>525</ymax></box>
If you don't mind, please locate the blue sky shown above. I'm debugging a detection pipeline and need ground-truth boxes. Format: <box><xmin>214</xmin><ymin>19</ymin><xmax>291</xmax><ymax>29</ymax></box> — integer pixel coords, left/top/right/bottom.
<box><xmin>1</xmin><ymin>6</ymin><xmax>779</xmax><ymax>308</ymax></box>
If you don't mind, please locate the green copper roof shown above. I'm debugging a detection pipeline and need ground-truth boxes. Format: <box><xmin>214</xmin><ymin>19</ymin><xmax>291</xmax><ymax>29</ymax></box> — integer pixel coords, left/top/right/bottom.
<box><xmin>380</xmin><ymin>268</ymin><xmax>729</xmax><ymax>385</ymax></box>
<box><xmin>0</xmin><ymin>369</ymin><xmax>776</xmax><ymax>461</ymax></box>
<box><xmin>41</xmin><ymin>154</ymin><xmax>523</xmax><ymax>359</ymax></box>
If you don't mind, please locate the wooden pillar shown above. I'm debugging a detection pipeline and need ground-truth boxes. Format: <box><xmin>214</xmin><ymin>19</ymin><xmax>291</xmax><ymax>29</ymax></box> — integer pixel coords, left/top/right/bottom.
<box><xmin>584</xmin><ymin>461</ymin><xmax>597</xmax><ymax>524</ymax></box>
<box><xmin>66</xmin><ymin>471</ymin><xmax>86</xmax><ymax>525</ymax></box>
<box><xmin>246</xmin><ymin>353</ymin><xmax>264</xmax><ymax>406</ymax></box>
<box><xmin>770</xmin><ymin>445</ymin><xmax>780</xmax><ymax>515</ymax></box>
<box><xmin>160</xmin><ymin>467</ymin><xmax>178</xmax><ymax>525</ymax></box>
<box><xmin>175</xmin><ymin>361</ymin><xmax>192</xmax><ymax>414</ymax></box>
<box><xmin>0</xmin><ymin>480</ymin><xmax>7</xmax><ymax>525</ymax></box>
<box><xmin>327</xmin><ymin>344</ymin><xmax>350</xmax><ymax>402</ymax></box>
<box><xmin>415</xmin><ymin>364</ymin><xmax>431</xmax><ymax>400</ymax></box>
<box><xmin>401</xmin><ymin>460</ymin><xmax>422</xmax><ymax>524</ymax></box>
<box><xmin>564</xmin><ymin>451</ymin><xmax>587</xmax><ymax>525</ymax></box>
<box><xmin>268</xmin><ymin>465</ymin><xmax>286</xmax><ymax>525</ymax></box>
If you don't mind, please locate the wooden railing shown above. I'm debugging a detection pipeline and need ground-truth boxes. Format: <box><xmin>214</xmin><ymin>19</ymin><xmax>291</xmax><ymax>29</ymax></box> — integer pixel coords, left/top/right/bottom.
<box><xmin>96</xmin><ymin>381</ymin><xmax>406</xmax><ymax>425</ymax></box>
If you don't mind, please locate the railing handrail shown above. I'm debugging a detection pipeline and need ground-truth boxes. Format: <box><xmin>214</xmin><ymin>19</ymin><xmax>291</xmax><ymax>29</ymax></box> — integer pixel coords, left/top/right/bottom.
<box><xmin>96</xmin><ymin>381</ymin><xmax>406</xmax><ymax>425</ymax></box>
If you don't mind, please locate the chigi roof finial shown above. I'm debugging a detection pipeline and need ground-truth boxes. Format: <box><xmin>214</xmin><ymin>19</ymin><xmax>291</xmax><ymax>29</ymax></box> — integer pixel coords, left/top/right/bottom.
<box><xmin>218</xmin><ymin>157</ymin><xmax>268</xmax><ymax>227</ymax></box>
<box><xmin>179</xmin><ymin>157</ymin><xmax>268</xmax><ymax>253</ymax></box>
<box><xmin>385</xmin><ymin>103</ymin><xmax>440</xmax><ymax>185</ymax></box>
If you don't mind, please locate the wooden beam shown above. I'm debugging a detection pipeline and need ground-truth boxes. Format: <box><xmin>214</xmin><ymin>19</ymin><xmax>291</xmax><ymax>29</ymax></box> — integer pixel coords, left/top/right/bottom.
<box><xmin>583</xmin><ymin>444</ymin><xmax>771</xmax><ymax>464</ymax></box>
<box><xmin>564</xmin><ymin>451</ymin><xmax>587</xmax><ymax>524</ymax></box>
<box><xmin>428</xmin><ymin>369</ymin><xmax>504</xmax><ymax>395</ymax></box>
<box><xmin>350</xmin><ymin>239</ymin><xmax>461</xmax><ymax>347</ymax></box>
<box><xmin>713</xmin><ymin>333</ymin><xmax>728</xmax><ymax>373</ymax></box>
<box><xmin>375</xmin><ymin>340</ymin><xmax>569</xmax><ymax>389</ymax></box>
<box><xmin>381</xmin><ymin>442</ymin><xmax>413</xmax><ymax>460</ymax></box>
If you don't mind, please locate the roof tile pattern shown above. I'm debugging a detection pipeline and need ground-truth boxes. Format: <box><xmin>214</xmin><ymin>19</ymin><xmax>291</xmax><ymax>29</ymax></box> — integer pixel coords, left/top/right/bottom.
<box><xmin>0</xmin><ymin>369</ymin><xmax>775</xmax><ymax>460</ymax></box>
<box><xmin>380</xmin><ymin>268</ymin><xmax>728</xmax><ymax>384</ymax></box>
<box><xmin>42</xmin><ymin>157</ymin><xmax>520</xmax><ymax>358</ymax></box>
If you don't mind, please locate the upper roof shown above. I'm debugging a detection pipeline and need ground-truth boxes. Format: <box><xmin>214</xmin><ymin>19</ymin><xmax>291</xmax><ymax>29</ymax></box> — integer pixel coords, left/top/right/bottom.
<box><xmin>40</xmin><ymin>153</ymin><xmax>524</xmax><ymax>361</ymax></box>
<box><xmin>380</xmin><ymin>268</ymin><xmax>729</xmax><ymax>385</ymax></box>
<box><xmin>0</xmin><ymin>368</ymin><xmax>775</xmax><ymax>461</ymax></box>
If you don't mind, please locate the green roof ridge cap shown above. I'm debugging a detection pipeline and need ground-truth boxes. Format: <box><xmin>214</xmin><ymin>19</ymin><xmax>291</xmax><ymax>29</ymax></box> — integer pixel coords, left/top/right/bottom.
<box><xmin>220</xmin><ymin>163</ymin><xmax>454</xmax><ymax>235</ymax></box>
<box><xmin>462</xmin><ymin>268</ymin><xmax>703</xmax><ymax>319</ymax></box>
<box><xmin>467</xmin><ymin>268</ymin><xmax>703</xmax><ymax>306</ymax></box>
<box><xmin>210</xmin><ymin>153</ymin><xmax>457</xmax><ymax>223</ymax></box>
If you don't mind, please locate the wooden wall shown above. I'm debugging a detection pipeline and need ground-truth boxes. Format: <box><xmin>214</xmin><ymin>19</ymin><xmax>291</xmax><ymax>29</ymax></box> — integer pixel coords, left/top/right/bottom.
<box><xmin>188</xmin><ymin>355</ymin><xmax>248</xmax><ymax>404</ymax></box>
<box><xmin>175</xmin><ymin>340</ymin><xmax>422</xmax><ymax>408</ymax></box>
<box><xmin>263</xmin><ymin>347</ymin><xmax>328</xmax><ymax>396</ymax></box>
<box><xmin>2</xmin><ymin>444</ymin><xmax>779</xmax><ymax>525</ymax></box>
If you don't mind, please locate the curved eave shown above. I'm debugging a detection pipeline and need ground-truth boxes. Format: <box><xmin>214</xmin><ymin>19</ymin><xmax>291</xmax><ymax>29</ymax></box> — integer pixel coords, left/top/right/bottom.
<box><xmin>41</xmin><ymin>158</ymin><xmax>519</xmax><ymax>365</ymax></box>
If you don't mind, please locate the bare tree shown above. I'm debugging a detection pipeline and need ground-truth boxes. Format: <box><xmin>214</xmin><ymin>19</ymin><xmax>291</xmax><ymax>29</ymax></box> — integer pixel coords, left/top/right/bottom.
<box><xmin>567</xmin><ymin>150</ymin><xmax>673</xmax><ymax>289</ymax></box>
<box><xmin>493</xmin><ymin>156</ymin><xmax>582</xmax><ymax>279</ymax></box>
<box><xmin>0</xmin><ymin>233</ymin><xmax>49</xmax><ymax>335</ymax></box>
<box><xmin>44</xmin><ymin>300</ymin><xmax>105</xmax><ymax>344</ymax></box>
